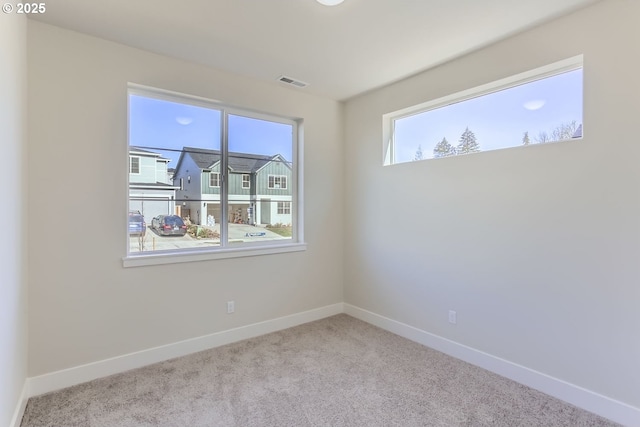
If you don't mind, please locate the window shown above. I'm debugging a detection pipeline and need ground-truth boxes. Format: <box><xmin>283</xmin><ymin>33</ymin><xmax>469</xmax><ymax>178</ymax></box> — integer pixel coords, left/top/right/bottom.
<box><xmin>126</xmin><ymin>85</ymin><xmax>303</xmax><ymax>266</ymax></box>
<box><xmin>210</xmin><ymin>172</ymin><xmax>220</xmax><ymax>188</ymax></box>
<box><xmin>129</xmin><ymin>156</ymin><xmax>140</xmax><ymax>174</ymax></box>
<box><xmin>384</xmin><ymin>55</ymin><xmax>583</xmax><ymax>165</ymax></box>
<box><xmin>268</xmin><ymin>175</ymin><xmax>287</xmax><ymax>189</ymax></box>
<box><xmin>277</xmin><ymin>201</ymin><xmax>291</xmax><ymax>215</ymax></box>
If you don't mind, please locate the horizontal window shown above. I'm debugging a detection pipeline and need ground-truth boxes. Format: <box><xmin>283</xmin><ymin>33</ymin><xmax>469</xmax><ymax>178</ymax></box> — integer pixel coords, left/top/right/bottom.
<box><xmin>384</xmin><ymin>55</ymin><xmax>584</xmax><ymax>165</ymax></box>
<box><xmin>268</xmin><ymin>175</ymin><xmax>287</xmax><ymax>189</ymax></box>
<box><xmin>277</xmin><ymin>201</ymin><xmax>291</xmax><ymax>215</ymax></box>
<box><xmin>125</xmin><ymin>85</ymin><xmax>303</xmax><ymax>266</ymax></box>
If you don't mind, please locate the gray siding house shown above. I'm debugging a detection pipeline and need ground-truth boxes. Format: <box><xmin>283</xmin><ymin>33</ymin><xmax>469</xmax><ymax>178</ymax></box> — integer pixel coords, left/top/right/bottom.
<box><xmin>129</xmin><ymin>147</ymin><xmax>179</xmax><ymax>224</ymax></box>
<box><xmin>173</xmin><ymin>147</ymin><xmax>292</xmax><ymax>226</ymax></box>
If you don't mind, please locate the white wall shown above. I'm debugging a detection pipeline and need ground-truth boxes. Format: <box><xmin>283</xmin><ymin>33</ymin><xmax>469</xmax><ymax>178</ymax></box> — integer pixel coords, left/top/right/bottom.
<box><xmin>27</xmin><ymin>21</ymin><xmax>344</xmax><ymax>376</ymax></box>
<box><xmin>345</xmin><ymin>0</ymin><xmax>640</xmax><ymax>410</ymax></box>
<box><xmin>0</xmin><ymin>11</ymin><xmax>28</xmax><ymax>427</ymax></box>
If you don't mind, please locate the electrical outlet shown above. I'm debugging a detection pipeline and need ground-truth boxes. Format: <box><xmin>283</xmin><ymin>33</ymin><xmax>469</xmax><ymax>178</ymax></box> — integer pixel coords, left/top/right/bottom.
<box><xmin>227</xmin><ymin>300</ymin><xmax>235</xmax><ymax>314</ymax></box>
<box><xmin>448</xmin><ymin>310</ymin><xmax>457</xmax><ymax>325</ymax></box>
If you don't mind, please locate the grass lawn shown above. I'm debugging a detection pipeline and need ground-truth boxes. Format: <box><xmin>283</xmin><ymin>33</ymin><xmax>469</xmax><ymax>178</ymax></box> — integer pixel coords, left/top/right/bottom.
<box><xmin>266</xmin><ymin>225</ymin><xmax>292</xmax><ymax>237</ymax></box>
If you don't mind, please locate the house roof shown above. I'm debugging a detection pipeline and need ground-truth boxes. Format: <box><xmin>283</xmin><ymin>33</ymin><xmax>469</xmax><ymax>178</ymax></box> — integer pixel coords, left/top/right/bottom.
<box><xmin>572</xmin><ymin>124</ymin><xmax>583</xmax><ymax>138</ymax></box>
<box><xmin>130</xmin><ymin>146</ymin><xmax>171</xmax><ymax>162</ymax></box>
<box><xmin>129</xmin><ymin>182</ymin><xmax>180</xmax><ymax>190</ymax></box>
<box><xmin>178</xmin><ymin>147</ymin><xmax>289</xmax><ymax>173</ymax></box>
<box><xmin>129</xmin><ymin>182</ymin><xmax>179</xmax><ymax>190</ymax></box>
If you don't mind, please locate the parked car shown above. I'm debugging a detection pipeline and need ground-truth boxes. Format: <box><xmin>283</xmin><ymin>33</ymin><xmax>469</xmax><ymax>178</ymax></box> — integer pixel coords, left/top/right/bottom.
<box><xmin>151</xmin><ymin>215</ymin><xmax>187</xmax><ymax>236</ymax></box>
<box><xmin>128</xmin><ymin>213</ymin><xmax>146</xmax><ymax>236</ymax></box>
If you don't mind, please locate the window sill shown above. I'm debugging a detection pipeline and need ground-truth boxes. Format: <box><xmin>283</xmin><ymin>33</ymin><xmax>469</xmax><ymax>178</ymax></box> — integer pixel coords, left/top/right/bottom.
<box><xmin>122</xmin><ymin>242</ymin><xmax>307</xmax><ymax>268</ymax></box>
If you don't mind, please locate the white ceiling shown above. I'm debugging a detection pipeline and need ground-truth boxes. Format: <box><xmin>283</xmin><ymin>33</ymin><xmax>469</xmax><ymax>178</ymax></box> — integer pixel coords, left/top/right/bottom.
<box><xmin>30</xmin><ymin>0</ymin><xmax>599</xmax><ymax>101</ymax></box>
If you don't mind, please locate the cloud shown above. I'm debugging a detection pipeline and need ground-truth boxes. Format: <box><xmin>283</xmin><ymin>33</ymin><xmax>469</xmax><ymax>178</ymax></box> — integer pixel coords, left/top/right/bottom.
<box><xmin>176</xmin><ymin>117</ymin><xmax>193</xmax><ymax>125</ymax></box>
<box><xmin>523</xmin><ymin>99</ymin><xmax>546</xmax><ymax>111</ymax></box>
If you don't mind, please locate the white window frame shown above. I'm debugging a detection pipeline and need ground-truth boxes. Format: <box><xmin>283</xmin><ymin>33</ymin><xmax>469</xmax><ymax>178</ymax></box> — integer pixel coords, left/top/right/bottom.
<box><xmin>242</xmin><ymin>174</ymin><xmax>250</xmax><ymax>189</ymax></box>
<box><xmin>268</xmin><ymin>175</ymin><xmax>288</xmax><ymax>190</ymax></box>
<box><xmin>124</xmin><ymin>84</ymin><xmax>305</xmax><ymax>267</ymax></box>
<box><xmin>129</xmin><ymin>156</ymin><xmax>140</xmax><ymax>174</ymax></box>
<box><xmin>277</xmin><ymin>201</ymin><xmax>291</xmax><ymax>215</ymax></box>
<box><xmin>210</xmin><ymin>172</ymin><xmax>220</xmax><ymax>188</ymax></box>
<box><xmin>383</xmin><ymin>55</ymin><xmax>584</xmax><ymax>166</ymax></box>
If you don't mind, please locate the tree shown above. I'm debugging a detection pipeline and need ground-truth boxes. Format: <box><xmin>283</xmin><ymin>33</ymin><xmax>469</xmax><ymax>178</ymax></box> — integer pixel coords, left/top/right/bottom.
<box><xmin>535</xmin><ymin>121</ymin><xmax>580</xmax><ymax>144</ymax></box>
<box><xmin>535</xmin><ymin>131</ymin><xmax>550</xmax><ymax>143</ymax></box>
<box><xmin>413</xmin><ymin>145</ymin><xmax>424</xmax><ymax>161</ymax></box>
<box><xmin>433</xmin><ymin>137</ymin><xmax>456</xmax><ymax>158</ymax></box>
<box><xmin>551</xmin><ymin>120</ymin><xmax>579</xmax><ymax>141</ymax></box>
<box><xmin>456</xmin><ymin>127</ymin><xmax>480</xmax><ymax>154</ymax></box>
<box><xmin>522</xmin><ymin>131</ymin><xmax>531</xmax><ymax>146</ymax></box>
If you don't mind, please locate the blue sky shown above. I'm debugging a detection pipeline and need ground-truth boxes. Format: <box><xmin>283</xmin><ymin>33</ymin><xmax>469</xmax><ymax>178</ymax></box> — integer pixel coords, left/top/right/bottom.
<box><xmin>129</xmin><ymin>95</ymin><xmax>293</xmax><ymax>167</ymax></box>
<box><xmin>393</xmin><ymin>68</ymin><xmax>583</xmax><ymax>163</ymax></box>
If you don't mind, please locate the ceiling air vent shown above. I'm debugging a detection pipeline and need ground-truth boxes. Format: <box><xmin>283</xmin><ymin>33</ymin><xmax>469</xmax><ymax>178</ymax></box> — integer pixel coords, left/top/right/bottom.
<box><xmin>278</xmin><ymin>75</ymin><xmax>309</xmax><ymax>88</ymax></box>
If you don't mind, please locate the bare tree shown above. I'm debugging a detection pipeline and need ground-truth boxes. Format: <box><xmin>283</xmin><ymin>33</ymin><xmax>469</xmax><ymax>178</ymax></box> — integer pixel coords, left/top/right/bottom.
<box><xmin>536</xmin><ymin>121</ymin><xmax>580</xmax><ymax>144</ymax></box>
<box><xmin>551</xmin><ymin>120</ymin><xmax>579</xmax><ymax>141</ymax></box>
<box><xmin>535</xmin><ymin>131</ymin><xmax>551</xmax><ymax>143</ymax></box>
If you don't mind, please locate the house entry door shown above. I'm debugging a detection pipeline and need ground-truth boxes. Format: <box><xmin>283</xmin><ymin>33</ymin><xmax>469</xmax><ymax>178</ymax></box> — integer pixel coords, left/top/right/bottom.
<box><xmin>260</xmin><ymin>198</ymin><xmax>271</xmax><ymax>225</ymax></box>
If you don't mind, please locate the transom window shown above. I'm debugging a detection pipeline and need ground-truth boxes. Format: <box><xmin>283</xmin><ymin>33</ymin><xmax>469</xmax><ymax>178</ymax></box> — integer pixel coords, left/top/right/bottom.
<box><xmin>126</xmin><ymin>85</ymin><xmax>303</xmax><ymax>265</ymax></box>
<box><xmin>384</xmin><ymin>55</ymin><xmax>584</xmax><ymax>165</ymax></box>
<box><xmin>268</xmin><ymin>175</ymin><xmax>287</xmax><ymax>189</ymax></box>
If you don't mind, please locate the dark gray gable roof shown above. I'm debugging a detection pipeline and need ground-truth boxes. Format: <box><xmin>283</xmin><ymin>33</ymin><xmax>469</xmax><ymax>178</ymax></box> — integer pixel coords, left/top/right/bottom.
<box><xmin>181</xmin><ymin>147</ymin><xmax>281</xmax><ymax>173</ymax></box>
<box><xmin>184</xmin><ymin>147</ymin><xmax>221</xmax><ymax>170</ymax></box>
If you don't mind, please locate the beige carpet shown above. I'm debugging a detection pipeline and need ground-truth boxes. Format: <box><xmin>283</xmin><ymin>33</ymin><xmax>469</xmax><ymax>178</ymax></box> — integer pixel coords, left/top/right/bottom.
<box><xmin>21</xmin><ymin>314</ymin><xmax>619</xmax><ymax>426</ymax></box>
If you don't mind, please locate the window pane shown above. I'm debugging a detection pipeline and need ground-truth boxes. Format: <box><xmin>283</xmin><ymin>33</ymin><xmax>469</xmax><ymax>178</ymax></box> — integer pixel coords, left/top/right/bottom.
<box><xmin>130</xmin><ymin>157</ymin><xmax>140</xmax><ymax>174</ymax></box>
<box><xmin>228</xmin><ymin>114</ymin><xmax>294</xmax><ymax>242</ymax></box>
<box><xmin>128</xmin><ymin>91</ymin><xmax>299</xmax><ymax>257</ymax></box>
<box><xmin>391</xmin><ymin>67</ymin><xmax>583</xmax><ymax>164</ymax></box>
<box><xmin>128</xmin><ymin>94</ymin><xmax>222</xmax><ymax>253</ymax></box>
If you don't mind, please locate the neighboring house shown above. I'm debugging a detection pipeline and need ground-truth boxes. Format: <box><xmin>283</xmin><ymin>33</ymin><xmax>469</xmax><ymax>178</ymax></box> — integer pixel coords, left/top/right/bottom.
<box><xmin>173</xmin><ymin>147</ymin><xmax>292</xmax><ymax>226</ymax></box>
<box><xmin>129</xmin><ymin>147</ymin><xmax>180</xmax><ymax>225</ymax></box>
<box><xmin>572</xmin><ymin>124</ymin><xmax>583</xmax><ymax>138</ymax></box>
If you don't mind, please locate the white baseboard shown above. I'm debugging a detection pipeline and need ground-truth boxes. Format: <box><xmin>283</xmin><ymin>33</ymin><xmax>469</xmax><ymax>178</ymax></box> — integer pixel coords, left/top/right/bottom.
<box><xmin>23</xmin><ymin>302</ymin><xmax>639</xmax><ymax>427</ymax></box>
<box><xmin>344</xmin><ymin>303</ymin><xmax>639</xmax><ymax>427</ymax></box>
<box><xmin>27</xmin><ymin>303</ymin><xmax>344</xmax><ymax>398</ymax></box>
<box><xmin>10</xmin><ymin>381</ymin><xmax>28</xmax><ymax>427</ymax></box>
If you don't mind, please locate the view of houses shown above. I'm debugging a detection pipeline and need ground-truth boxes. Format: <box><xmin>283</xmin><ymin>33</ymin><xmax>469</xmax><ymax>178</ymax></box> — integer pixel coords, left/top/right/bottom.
<box><xmin>129</xmin><ymin>146</ymin><xmax>293</xmax><ymax>229</ymax></box>
<box><xmin>128</xmin><ymin>147</ymin><xmax>180</xmax><ymax>222</ymax></box>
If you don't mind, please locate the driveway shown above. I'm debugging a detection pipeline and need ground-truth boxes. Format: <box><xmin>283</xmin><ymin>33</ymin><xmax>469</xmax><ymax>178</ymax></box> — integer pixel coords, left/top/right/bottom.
<box><xmin>129</xmin><ymin>224</ymin><xmax>286</xmax><ymax>253</ymax></box>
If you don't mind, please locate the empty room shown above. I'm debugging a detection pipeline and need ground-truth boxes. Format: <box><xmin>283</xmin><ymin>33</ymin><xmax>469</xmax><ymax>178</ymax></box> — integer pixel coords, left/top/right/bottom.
<box><xmin>2</xmin><ymin>0</ymin><xmax>639</xmax><ymax>426</ymax></box>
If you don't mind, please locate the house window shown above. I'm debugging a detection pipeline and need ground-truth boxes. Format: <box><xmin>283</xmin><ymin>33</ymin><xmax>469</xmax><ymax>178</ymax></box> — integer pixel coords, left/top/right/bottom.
<box><xmin>277</xmin><ymin>201</ymin><xmax>291</xmax><ymax>215</ymax></box>
<box><xmin>268</xmin><ymin>175</ymin><xmax>287</xmax><ymax>189</ymax></box>
<box><xmin>126</xmin><ymin>86</ymin><xmax>303</xmax><ymax>266</ymax></box>
<box><xmin>210</xmin><ymin>172</ymin><xmax>220</xmax><ymax>188</ymax></box>
<box><xmin>130</xmin><ymin>156</ymin><xmax>140</xmax><ymax>174</ymax></box>
<box><xmin>384</xmin><ymin>55</ymin><xmax>583</xmax><ymax>165</ymax></box>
